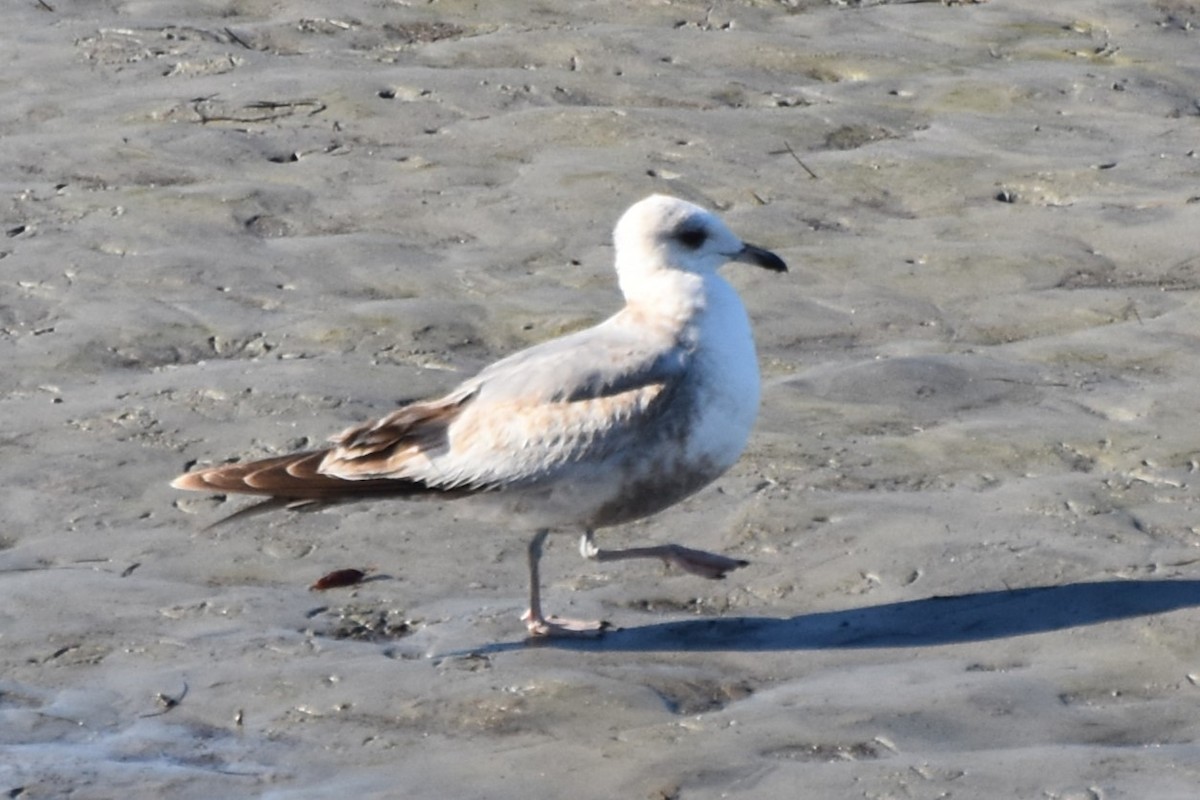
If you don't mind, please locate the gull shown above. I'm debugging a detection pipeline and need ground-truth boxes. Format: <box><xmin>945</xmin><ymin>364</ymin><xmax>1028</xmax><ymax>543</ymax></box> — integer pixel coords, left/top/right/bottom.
<box><xmin>171</xmin><ymin>194</ymin><xmax>786</xmax><ymax>637</ymax></box>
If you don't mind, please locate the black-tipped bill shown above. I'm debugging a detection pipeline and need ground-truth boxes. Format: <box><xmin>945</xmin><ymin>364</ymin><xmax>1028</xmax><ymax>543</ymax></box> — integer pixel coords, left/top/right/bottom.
<box><xmin>733</xmin><ymin>243</ymin><xmax>788</xmax><ymax>273</ymax></box>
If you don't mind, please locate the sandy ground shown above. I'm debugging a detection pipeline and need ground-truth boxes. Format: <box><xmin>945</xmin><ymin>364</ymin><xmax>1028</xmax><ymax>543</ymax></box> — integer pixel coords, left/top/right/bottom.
<box><xmin>3</xmin><ymin>0</ymin><xmax>1200</xmax><ymax>797</ymax></box>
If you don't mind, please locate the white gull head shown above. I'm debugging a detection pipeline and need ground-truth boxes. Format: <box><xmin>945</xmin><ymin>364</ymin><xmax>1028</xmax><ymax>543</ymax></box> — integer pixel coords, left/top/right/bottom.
<box><xmin>612</xmin><ymin>194</ymin><xmax>787</xmax><ymax>300</ymax></box>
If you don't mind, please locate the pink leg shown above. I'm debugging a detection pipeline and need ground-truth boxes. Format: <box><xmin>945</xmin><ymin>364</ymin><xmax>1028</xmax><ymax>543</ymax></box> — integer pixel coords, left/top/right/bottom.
<box><xmin>579</xmin><ymin>530</ymin><xmax>748</xmax><ymax>579</ymax></box>
<box><xmin>521</xmin><ymin>530</ymin><xmax>608</xmax><ymax>638</ymax></box>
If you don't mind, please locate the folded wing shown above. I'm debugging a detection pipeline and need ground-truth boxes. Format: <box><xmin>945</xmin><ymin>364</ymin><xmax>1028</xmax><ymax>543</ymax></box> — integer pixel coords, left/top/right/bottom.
<box><xmin>172</xmin><ymin>318</ymin><xmax>692</xmax><ymax>501</ymax></box>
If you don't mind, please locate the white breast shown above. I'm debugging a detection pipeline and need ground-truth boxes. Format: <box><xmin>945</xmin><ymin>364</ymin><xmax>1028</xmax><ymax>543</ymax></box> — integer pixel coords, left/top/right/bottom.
<box><xmin>684</xmin><ymin>272</ymin><xmax>761</xmax><ymax>471</ymax></box>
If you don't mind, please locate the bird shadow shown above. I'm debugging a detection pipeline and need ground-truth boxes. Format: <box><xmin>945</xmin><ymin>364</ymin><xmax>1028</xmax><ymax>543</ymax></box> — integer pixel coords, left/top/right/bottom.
<box><xmin>475</xmin><ymin>578</ymin><xmax>1200</xmax><ymax>654</ymax></box>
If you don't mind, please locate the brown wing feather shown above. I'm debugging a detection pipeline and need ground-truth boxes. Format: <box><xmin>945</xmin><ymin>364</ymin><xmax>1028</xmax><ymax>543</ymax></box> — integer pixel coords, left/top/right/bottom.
<box><xmin>171</xmin><ymin>451</ymin><xmax>437</xmax><ymax>500</ymax></box>
<box><xmin>171</xmin><ymin>389</ymin><xmax>477</xmax><ymax>501</ymax></box>
<box><xmin>320</xmin><ymin>389</ymin><xmax>474</xmax><ymax>478</ymax></box>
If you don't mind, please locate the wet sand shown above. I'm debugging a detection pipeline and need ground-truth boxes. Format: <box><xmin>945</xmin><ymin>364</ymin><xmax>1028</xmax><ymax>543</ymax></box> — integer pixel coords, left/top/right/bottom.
<box><xmin>3</xmin><ymin>1</ymin><xmax>1200</xmax><ymax>797</ymax></box>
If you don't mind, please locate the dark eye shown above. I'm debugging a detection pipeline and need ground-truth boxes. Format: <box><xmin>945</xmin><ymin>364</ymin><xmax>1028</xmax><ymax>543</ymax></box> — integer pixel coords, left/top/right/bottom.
<box><xmin>675</xmin><ymin>227</ymin><xmax>707</xmax><ymax>249</ymax></box>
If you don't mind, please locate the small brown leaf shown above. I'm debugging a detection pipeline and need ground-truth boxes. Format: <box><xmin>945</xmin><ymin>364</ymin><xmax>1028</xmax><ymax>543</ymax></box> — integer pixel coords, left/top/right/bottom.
<box><xmin>309</xmin><ymin>568</ymin><xmax>370</xmax><ymax>591</ymax></box>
